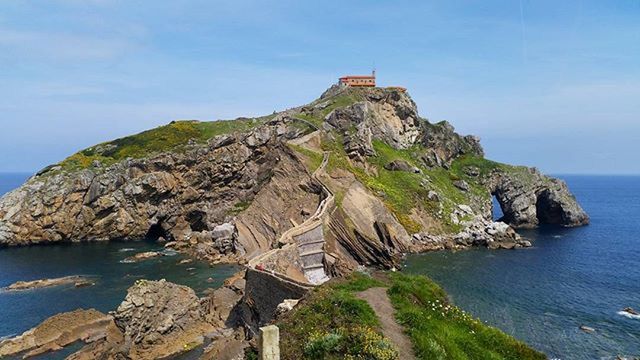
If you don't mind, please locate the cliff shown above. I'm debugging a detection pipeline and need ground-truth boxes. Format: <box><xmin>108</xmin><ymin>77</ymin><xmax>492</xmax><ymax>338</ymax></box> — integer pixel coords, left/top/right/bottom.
<box><xmin>0</xmin><ymin>85</ymin><xmax>588</xmax><ymax>269</ymax></box>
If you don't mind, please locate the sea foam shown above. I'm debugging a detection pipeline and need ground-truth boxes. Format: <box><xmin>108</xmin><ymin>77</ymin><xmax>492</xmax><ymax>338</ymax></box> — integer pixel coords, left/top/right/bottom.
<box><xmin>617</xmin><ymin>311</ymin><xmax>640</xmax><ymax>320</ymax></box>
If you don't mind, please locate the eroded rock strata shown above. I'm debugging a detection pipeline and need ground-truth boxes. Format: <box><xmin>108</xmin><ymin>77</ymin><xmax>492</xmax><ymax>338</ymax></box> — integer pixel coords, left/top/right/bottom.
<box><xmin>0</xmin><ymin>85</ymin><xmax>588</xmax><ymax>266</ymax></box>
<box><xmin>0</xmin><ymin>84</ymin><xmax>590</xmax><ymax>359</ymax></box>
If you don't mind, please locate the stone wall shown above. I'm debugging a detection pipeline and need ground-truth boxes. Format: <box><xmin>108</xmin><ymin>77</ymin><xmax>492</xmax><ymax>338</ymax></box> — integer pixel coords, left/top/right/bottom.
<box><xmin>241</xmin><ymin>268</ymin><xmax>309</xmax><ymax>333</ymax></box>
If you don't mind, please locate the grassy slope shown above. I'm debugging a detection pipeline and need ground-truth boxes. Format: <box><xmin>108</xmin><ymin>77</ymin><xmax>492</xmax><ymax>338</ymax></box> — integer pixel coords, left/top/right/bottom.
<box><xmin>278</xmin><ymin>274</ymin><xmax>398</xmax><ymax>360</ymax></box>
<box><xmin>313</xmin><ymin>134</ymin><xmax>481</xmax><ymax>234</ymax></box>
<box><xmin>387</xmin><ymin>273</ymin><xmax>545</xmax><ymax>360</ymax></box>
<box><xmin>277</xmin><ymin>272</ymin><xmax>546</xmax><ymax>360</ymax></box>
<box><xmin>59</xmin><ymin>118</ymin><xmax>266</xmax><ymax>170</ymax></box>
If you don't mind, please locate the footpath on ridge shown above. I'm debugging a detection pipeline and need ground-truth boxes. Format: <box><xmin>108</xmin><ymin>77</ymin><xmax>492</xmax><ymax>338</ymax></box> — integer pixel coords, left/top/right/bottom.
<box><xmin>356</xmin><ymin>287</ymin><xmax>417</xmax><ymax>360</ymax></box>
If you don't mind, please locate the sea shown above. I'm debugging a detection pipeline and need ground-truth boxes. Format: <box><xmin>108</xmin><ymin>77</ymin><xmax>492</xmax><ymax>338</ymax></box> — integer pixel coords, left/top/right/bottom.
<box><xmin>0</xmin><ymin>173</ymin><xmax>638</xmax><ymax>359</ymax></box>
<box><xmin>0</xmin><ymin>173</ymin><xmax>240</xmax><ymax>356</ymax></box>
<box><xmin>404</xmin><ymin>175</ymin><xmax>640</xmax><ymax>359</ymax></box>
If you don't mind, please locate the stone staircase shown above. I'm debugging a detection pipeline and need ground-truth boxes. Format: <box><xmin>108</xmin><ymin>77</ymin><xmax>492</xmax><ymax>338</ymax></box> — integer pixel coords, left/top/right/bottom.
<box><xmin>247</xmin><ymin>147</ymin><xmax>334</xmax><ymax>286</ymax></box>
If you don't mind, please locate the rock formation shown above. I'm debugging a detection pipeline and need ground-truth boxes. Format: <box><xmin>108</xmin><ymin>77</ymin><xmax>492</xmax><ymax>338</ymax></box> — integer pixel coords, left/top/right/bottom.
<box><xmin>3</xmin><ymin>275</ymin><xmax>94</xmax><ymax>291</ymax></box>
<box><xmin>112</xmin><ymin>279</ymin><xmax>213</xmax><ymax>359</ymax></box>
<box><xmin>0</xmin><ymin>85</ymin><xmax>588</xmax><ymax>270</ymax></box>
<box><xmin>487</xmin><ymin>167</ymin><xmax>590</xmax><ymax>228</ymax></box>
<box><xmin>0</xmin><ymin>84</ymin><xmax>591</xmax><ymax>359</ymax></box>
<box><xmin>0</xmin><ymin>277</ymin><xmax>251</xmax><ymax>360</ymax></box>
<box><xmin>0</xmin><ymin>309</ymin><xmax>120</xmax><ymax>358</ymax></box>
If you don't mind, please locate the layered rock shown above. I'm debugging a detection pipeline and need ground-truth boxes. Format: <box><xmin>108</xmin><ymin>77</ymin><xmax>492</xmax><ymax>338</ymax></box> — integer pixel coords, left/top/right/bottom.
<box><xmin>0</xmin><ymin>118</ymin><xmax>321</xmax><ymax>257</ymax></box>
<box><xmin>3</xmin><ymin>275</ymin><xmax>93</xmax><ymax>291</ymax></box>
<box><xmin>0</xmin><ymin>309</ymin><xmax>120</xmax><ymax>358</ymax></box>
<box><xmin>113</xmin><ymin>279</ymin><xmax>210</xmax><ymax>355</ymax></box>
<box><xmin>1</xmin><ymin>277</ymin><xmax>251</xmax><ymax>359</ymax></box>
<box><xmin>419</xmin><ymin>120</ymin><xmax>483</xmax><ymax>168</ymax></box>
<box><xmin>487</xmin><ymin>167</ymin><xmax>589</xmax><ymax>228</ymax></box>
<box><xmin>0</xmin><ymin>85</ymin><xmax>588</xmax><ymax>264</ymax></box>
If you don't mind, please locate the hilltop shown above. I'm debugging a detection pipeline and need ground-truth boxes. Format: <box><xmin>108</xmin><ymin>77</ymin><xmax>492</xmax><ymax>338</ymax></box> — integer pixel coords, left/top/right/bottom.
<box><xmin>0</xmin><ymin>84</ymin><xmax>589</xmax><ymax>359</ymax></box>
<box><xmin>0</xmin><ymin>85</ymin><xmax>588</xmax><ymax>258</ymax></box>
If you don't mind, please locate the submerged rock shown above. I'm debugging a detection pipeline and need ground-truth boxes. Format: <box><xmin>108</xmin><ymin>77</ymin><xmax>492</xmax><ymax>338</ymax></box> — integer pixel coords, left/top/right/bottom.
<box><xmin>123</xmin><ymin>251</ymin><xmax>162</xmax><ymax>263</ymax></box>
<box><xmin>4</xmin><ymin>275</ymin><xmax>93</xmax><ymax>291</ymax></box>
<box><xmin>579</xmin><ymin>325</ymin><xmax>595</xmax><ymax>333</ymax></box>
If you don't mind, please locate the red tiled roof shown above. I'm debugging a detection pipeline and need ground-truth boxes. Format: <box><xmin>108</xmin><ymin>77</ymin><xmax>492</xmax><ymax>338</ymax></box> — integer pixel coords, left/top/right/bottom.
<box><xmin>340</xmin><ymin>75</ymin><xmax>375</xmax><ymax>79</ymax></box>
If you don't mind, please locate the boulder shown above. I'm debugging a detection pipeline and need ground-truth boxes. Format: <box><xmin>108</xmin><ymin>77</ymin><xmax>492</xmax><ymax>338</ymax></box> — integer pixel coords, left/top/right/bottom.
<box><xmin>384</xmin><ymin>160</ymin><xmax>414</xmax><ymax>172</ymax></box>
<box><xmin>453</xmin><ymin>180</ymin><xmax>470</xmax><ymax>192</ymax></box>
<box><xmin>113</xmin><ymin>279</ymin><xmax>209</xmax><ymax>351</ymax></box>
<box><xmin>212</xmin><ymin>223</ymin><xmax>237</xmax><ymax>254</ymax></box>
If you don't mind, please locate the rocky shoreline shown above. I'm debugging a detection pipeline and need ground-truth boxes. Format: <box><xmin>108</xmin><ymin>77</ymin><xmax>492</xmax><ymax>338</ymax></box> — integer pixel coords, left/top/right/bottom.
<box><xmin>0</xmin><ymin>85</ymin><xmax>591</xmax><ymax>359</ymax></box>
<box><xmin>0</xmin><ymin>277</ymin><xmax>250</xmax><ymax>359</ymax></box>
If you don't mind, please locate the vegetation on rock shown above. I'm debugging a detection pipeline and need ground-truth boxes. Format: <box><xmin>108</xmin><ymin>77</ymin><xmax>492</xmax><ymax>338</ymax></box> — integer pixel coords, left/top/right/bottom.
<box><xmin>60</xmin><ymin>118</ymin><xmax>266</xmax><ymax>170</ymax></box>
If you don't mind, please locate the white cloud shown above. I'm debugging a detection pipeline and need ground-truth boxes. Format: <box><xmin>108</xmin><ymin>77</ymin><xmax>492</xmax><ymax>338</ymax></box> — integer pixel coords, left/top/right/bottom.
<box><xmin>0</xmin><ymin>28</ymin><xmax>137</xmax><ymax>61</ymax></box>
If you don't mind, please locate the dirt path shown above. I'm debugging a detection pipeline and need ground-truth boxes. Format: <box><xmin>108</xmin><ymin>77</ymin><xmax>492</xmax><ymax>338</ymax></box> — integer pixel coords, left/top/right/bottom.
<box><xmin>356</xmin><ymin>287</ymin><xmax>416</xmax><ymax>360</ymax></box>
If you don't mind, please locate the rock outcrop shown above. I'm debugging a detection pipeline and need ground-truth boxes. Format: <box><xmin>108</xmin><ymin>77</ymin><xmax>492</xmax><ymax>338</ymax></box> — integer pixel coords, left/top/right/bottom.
<box><xmin>487</xmin><ymin>167</ymin><xmax>589</xmax><ymax>228</ymax></box>
<box><xmin>3</xmin><ymin>275</ymin><xmax>93</xmax><ymax>291</ymax></box>
<box><xmin>0</xmin><ymin>117</ymin><xmax>321</xmax><ymax>259</ymax></box>
<box><xmin>0</xmin><ymin>85</ymin><xmax>588</xmax><ymax>267</ymax></box>
<box><xmin>113</xmin><ymin>279</ymin><xmax>212</xmax><ymax>358</ymax></box>
<box><xmin>1</xmin><ymin>277</ymin><xmax>251</xmax><ymax>360</ymax></box>
<box><xmin>419</xmin><ymin>120</ymin><xmax>483</xmax><ymax>168</ymax></box>
<box><xmin>0</xmin><ymin>309</ymin><xmax>120</xmax><ymax>358</ymax></box>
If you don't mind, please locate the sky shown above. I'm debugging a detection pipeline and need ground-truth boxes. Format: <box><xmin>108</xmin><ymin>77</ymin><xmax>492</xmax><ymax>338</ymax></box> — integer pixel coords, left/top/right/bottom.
<box><xmin>0</xmin><ymin>1</ymin><xmax>639</xmax><ymax>174</ymax></box>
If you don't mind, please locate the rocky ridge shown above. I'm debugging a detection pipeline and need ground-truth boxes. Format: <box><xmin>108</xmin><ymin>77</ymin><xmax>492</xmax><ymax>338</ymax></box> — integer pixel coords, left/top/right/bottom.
<box><xmin>0</xmin><ymin>85</ymin><xmax>588</xmax><ymax>267</ymax></box>
<box><xmin>0</xmin><ymin>83</ymin><xmax>591</xmax><ymax>359</ymax></box>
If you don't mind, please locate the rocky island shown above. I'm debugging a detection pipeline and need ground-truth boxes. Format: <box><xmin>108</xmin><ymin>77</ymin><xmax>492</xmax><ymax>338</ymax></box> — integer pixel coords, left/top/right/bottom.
<box><xmin>0</xmin><ymin>84</ymin><xmax>588</xmax><ymax>359</ymax></box>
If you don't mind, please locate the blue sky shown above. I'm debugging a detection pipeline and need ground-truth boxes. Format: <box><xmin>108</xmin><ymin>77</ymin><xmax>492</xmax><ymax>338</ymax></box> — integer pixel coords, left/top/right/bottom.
<box><xmin>1</xmin><ymin>1</ymin><xmax>639</xmax><ymax>174</ymax></box>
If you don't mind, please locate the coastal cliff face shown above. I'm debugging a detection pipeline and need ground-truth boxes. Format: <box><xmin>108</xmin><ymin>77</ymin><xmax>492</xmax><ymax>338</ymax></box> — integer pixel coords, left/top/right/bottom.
<box><xmin>0</xmin><ymin>85</ymin><xmax>588</xmax><ymax>266</ymax></box>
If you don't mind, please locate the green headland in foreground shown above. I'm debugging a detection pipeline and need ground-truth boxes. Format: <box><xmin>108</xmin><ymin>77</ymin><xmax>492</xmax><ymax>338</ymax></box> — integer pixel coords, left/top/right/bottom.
<box><xmin>274</xmin><ymin>271</ymin><xmax>545</xmax><ymax>360</ymax></box>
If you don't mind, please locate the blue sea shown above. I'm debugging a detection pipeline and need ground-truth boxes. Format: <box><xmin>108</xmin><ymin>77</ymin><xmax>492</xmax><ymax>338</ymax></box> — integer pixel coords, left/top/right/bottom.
<box><xmin>0</xmin><ymin>173</ymin><xmax>240</xmax><ymax>350</ymax></box>
<box><xmin>1</xmin><ymin>174</ymin><xmax>638</xmax><ymax>359</ymax></box>
<box><xmin>404</xmin><ymin>175</ymin><xmax>640</xmax><ymax>359</ymax></box>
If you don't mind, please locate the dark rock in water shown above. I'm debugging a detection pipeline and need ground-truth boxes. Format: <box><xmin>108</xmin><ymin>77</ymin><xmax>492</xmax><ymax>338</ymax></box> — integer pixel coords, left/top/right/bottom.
<box><xmin>623</xmin><ymin>307</ymin><xmax>638</xmax><ymax>315</ymax></box>
<box><xmin>74</xmin><ymin>279</ymin><xmax>95</xmax><ymax>288</ymax></box>
<box><xmin>4</xmin><ymin>275</ymin><xmax>92</xmax><ymax>291</ymax></box>
<box><xmin>579</xmin><ymin>325</ymin><xmax>595</xmax><ymax>333</ymax></box>
<box><xmin>123</xmin><ymin>251</ymin><xmax>162</xmax><ymax>263</ymax></box>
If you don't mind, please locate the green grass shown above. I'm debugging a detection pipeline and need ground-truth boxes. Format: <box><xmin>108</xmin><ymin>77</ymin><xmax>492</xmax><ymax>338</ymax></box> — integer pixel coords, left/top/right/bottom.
<box><xmin>320</xmin><ymin>134</ymin><xmax>476</xmax><ymax>233</ymax></box>
<box><xmin>386</xmin><ymin>273</ymin><xmax>546</xmax><ymax>360</ymax></box>
<box><xmin>278</xmin><ymin>272</ymin><xmax>397</xmax><ymax>360</ymax></box>
<box><xmin>58</xmin><ymin>118</ymin><xmax>266</xmax><ymax>171</ymax></box>
<box><xmin>278</xmin><ymin>272</ymin><xmax>545</xmax><ymax>360</ymax></box>
<box><xmin>319</xmin><ymin>92</ymin><xmax>361</xmax><ymax>117</ymax></box>
<box><xmin>288</xmin><ymin>144</ymin><xmax>324</xmax><ymax>173</ymax></box>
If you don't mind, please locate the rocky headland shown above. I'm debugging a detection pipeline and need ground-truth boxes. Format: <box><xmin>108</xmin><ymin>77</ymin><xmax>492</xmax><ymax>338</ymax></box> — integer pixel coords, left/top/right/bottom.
<box><xmin>0</xmin><ymin>84</ymin><xmax>589</xmax><ymax>359</ymax></box>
